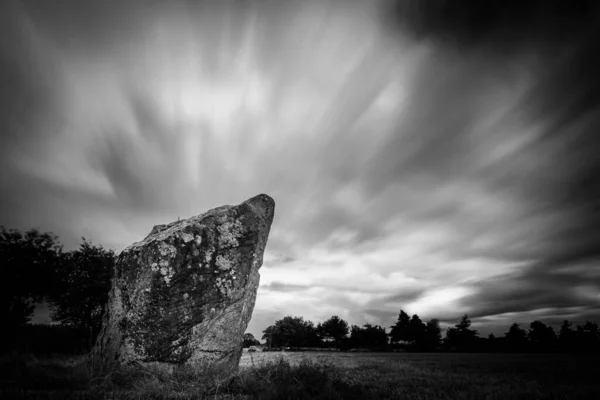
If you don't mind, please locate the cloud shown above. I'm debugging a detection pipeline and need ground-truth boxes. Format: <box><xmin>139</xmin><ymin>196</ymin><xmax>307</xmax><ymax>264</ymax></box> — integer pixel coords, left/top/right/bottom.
<box><xmin>1</xmin><ymin>0</ymin><xmax>599</xmax><ymax>336</ymax></box>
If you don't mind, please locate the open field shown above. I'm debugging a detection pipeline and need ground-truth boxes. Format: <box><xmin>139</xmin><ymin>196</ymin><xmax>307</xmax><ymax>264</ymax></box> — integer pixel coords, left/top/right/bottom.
<box><xmin>239</xmin><ymin>351</ymin><xmax>600</xmax><ymax>398</ymax></box>
<box><xmin>2</xmin><ymin>351</ymin><xmax>599</xmax><ymax>399</ymax></box>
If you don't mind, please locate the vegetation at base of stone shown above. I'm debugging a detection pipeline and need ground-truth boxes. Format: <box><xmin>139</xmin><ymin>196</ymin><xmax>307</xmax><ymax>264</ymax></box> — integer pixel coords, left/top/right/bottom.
<box><xmin>48</xmin><ymin>239</ymin><xmax>115</xmax><ymax>349</ymax></box>
<box><xmin>0</xmin><ymin>226</ymin><xmax>115</xmax><ymax>355</ymax></box>
<box><xmin>0</xmin><ymin>227</ymin><xmax>63</xmax><ymax>326</ymax></box>
<box><xmin>8</xmin><ymin>324</ymin><xmax>91</xmax><ymax>355</ymax></box>
<box><xmin>2</xmin><ymin>351</ymin><xmax>600</xmax><ymax>399</ymax></box>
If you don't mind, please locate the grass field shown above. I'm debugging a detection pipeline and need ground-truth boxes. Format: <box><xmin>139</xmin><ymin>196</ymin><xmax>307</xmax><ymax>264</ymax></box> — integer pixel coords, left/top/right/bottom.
<box><xmin>2</xmin><ymin>351</ymin><xmax>599</xmax><ymax>399</ymax></box>
<box><xmin>240</xmin><ymin>351</ymin><xmax>600</xmax><ymax>398</ymax></box>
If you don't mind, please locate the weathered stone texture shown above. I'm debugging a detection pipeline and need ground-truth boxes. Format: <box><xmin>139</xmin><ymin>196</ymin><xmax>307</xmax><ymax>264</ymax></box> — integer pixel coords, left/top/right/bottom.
<box><xmin>91</xmin><ymin>194</ymin><xmax>275</xmax><ymax>372</ymax></box>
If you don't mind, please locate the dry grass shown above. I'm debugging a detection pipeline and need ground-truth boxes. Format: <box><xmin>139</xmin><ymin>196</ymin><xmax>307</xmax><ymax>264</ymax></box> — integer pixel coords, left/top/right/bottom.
<box><xmin>2</xmin><ymin>351</ymin><xmax>599</xmax><ymax>399</ymax></box>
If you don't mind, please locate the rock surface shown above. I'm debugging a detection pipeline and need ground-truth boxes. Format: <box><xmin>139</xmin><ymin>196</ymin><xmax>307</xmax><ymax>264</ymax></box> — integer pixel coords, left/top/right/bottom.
<box><xmin>91</xmin><ymin>194</ymin><xmax>275</xmax><ymax>372</ymax></box>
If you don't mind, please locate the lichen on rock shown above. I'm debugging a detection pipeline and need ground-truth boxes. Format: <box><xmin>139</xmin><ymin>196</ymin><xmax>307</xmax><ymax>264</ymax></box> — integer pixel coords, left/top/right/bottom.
<box><xmin>91</xmin><ymin>194</ymin><xmax>275</xmax><ymax>373</ymax></box>
<box><xmin>217</xmin><ymin>219</ymin><xmax>244</xmax><ymax>248</ymax></box>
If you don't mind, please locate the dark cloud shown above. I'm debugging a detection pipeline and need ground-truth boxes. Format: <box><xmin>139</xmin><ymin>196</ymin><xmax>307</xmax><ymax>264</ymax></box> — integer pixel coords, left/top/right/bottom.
<box><xmin>385</xmin><ymin>0</ymin><xmax>600</xmax><ymax>51</ymax></box>
<box><xmin>381</xmin><ymin>289</ymin><xmax>426</xmax><ymax>306</ymax></box>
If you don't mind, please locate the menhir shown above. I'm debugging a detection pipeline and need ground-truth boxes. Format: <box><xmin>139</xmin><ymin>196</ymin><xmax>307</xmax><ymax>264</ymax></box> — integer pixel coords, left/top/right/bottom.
<box><xmin>91</xmin><ymin>194</ymin><xmax>275</xmax><ymax>372</ymax></box>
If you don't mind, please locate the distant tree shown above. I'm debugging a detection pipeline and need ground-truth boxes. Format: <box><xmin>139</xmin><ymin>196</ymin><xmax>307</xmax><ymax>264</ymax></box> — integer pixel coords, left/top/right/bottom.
<box><xmin>350</xmin><ymin>324</ymin><xmax>388</xmax><ymax>350</ymax></box>
<box><xmin>243</xmin><ymin>333</ymin><xmax>260</xmax><ymax>348</ymax></box>
<box><xmin>48</xmin><ymin>239</ymin><xmax>115</xmax><ymax>347</ymax></box>
<box><xmin>389</xmin><ymin>310</ymin><xmax>411</xmax><ymax>345</ymax></box>
<box><xmin>575</xmin><ymin>321</ymin><xmax>600</xmax><ymax>352</ymax></box>
<box><xmin>577</xmin><ymin>321</ymin><xmax>600</xmax><ymax>339</ymax></box>
<box><xmin>424</xmin><ymin>318</ymin><xmax>442</xmax><ymax>351</ymax></box>
<box><xmin>349</xmin><ymin>325</ymin><xmax>362</xmax><ymax>348</ymax></box>
<box><xmin>558</xmin><ymin>320</ymin><xmax>575</xmax><ymax>351</ymax></box>
<box><xmin>445</xmin><ymin>314</ymin><xmax>479</xmax><ymax>351</ymax></box>
<box><xmin>504</xmin><ymin>323</ymin><xmax>528</xmax><ymax>352</ymax></box>
<box><xmin>528</xmin><ymin>321</ymin><xmax>557</xmax><ymax>352</ymax></box>
<box><xmin>486</xmin><ymin>333</ymin><xmax>497</xmax><ymax>351</ymax></box>
<box><xmin>261</xmin><ymin>316</ymin><xmax>321</xmax><ymax>348</ymax></box>
<box><xmin>408</xmin><ymin>314</ymin><xmax>427</xmax><ymax>343</ymax></box>
<box><xmin>0</xmin><ymin>227</ymin><xmax>63</xmax><ymax>327</ymax></box>
<box><xmin>317</xmin><ymin>315</ymin><xmax>349</xmax><ymax>348</ymax></box>
<box><xmin>558</xmin><ymin>320</ymin><xmax>573</xmax><ymax>341</ymax></box>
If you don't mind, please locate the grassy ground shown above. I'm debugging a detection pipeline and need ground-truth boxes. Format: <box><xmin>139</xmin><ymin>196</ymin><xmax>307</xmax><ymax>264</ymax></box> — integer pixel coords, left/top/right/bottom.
<box><xmin>1</xmin><ymin>351</ymin><xmax>598</xmax><ymax>399</ymax></box>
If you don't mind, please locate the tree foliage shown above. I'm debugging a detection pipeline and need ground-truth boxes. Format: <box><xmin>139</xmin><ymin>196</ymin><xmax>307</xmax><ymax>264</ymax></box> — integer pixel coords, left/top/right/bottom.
<box><xmin>0</xmin><ymin>226</ymin><xmax>63</xmax><ymax>326</ymax></box>
<box><xmin>262</xmin><ymin>316</ymin><xmax>321</xmax><ymax>348</ymax></box>
<box><xmin>528</xmin><ymin>320</ymin><xmax>557</xmax><ymax>352</ymax></box>
<box><xmin>389</xmin><ymin>311</ymin><xmax>442</xmax><ymax>351</ymax></box>
<box><xmin>48</xmin><ymin>238</ymin><xmax>115</xmax><ymax>346</ymax></box>
<box><xmin>389</xmin><ymin>310</ymin><xmax>411</xmax><ymax>344</ymax></box>
<box><xmin>424</xmin><ymin>318</ymin><xmax>442</xmax><ymax>350</ymax></box>
<box><xmin>504</xmin><ymin>323</ymin><xmax>528</xmax><ymax>352</ymax></box>
<box><xmin>243</xmin><ymin>333</ymin><xmax>260</xmax><ymax>348</ymax></box>
<box><xmin>349</xmin><ymin>324</ymin><xmax>388</xmax><ymax>350</ymax></box>
<box><xmin>445</xmin><ymin>314</ymin><xmax>479</xmax><ymax>351</ymax></box>
<box><xmin>317</xmin><ymin>315</ymin><xmax>349</xmax><ymax>347</ymax></box>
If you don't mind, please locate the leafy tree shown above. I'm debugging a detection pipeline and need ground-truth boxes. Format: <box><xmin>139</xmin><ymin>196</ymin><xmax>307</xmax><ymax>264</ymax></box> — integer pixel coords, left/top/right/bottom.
<box><xmin>243</xmin><ymin>333</ymin><xmax>260</xmax><ymax>348</ymax></box>
<box><xmin>445</xmin><ymin>314</ymin><xmax>479</xmax><ymax>351</ymax></box>
<box><xmin>504</xmin><ymin>323</ymin><xmax>528</xmax><ymax>352</ymax></box>
<box><xmin>0</xmin><ymin>227</ymin><xmax>63</xmax><ymax>327</ymax></box>
<box><xmin>424</xmin><ymin>318</ymin><xmax>442</xmax><ymax>350</ymax></box>
<box><xmin>350</xmin><ymin>324</ymin><xmax>388</xmax><ymax>349</ymax></box>
<box><xmin>528</xmin><ymin>321</ymin><xmax>557</xmax><ymax>352</ymax></box>
<box><xmin>48</xmin><ymin>239</ymin><xmax>115</xmax><ymax>347</ymax></box>
<box><xmin>262</xmin><ymin>316</ymin><xmax>321</xmax><ymax>348</ymax></box>
<box><xmin>577</xmin><ymin>321</ymin><xmax>600</xmax><ymax>339</ymax></box>
<box><xmin>389</xmin><ymin>310</ymin><xmax>411</xmax><ymax>344</ymax></box>
<box><xmin>408</xmin><ymin>314</ymin><xmax>427</xmax><ymax>344</ymax></box>
<box><xmin>317</xmin><ymin>315</ymin><xmax>349</xmax><ymax>348</ymax></box>
<box><xmin>558</xmin><ymin>320</ymin><xmax>576</xmax><ymax>351</ymax></box>
<box><xmin>576</xmin><ymin>321</ymin><xmax>600</xmax><ymax>352</ymax></box>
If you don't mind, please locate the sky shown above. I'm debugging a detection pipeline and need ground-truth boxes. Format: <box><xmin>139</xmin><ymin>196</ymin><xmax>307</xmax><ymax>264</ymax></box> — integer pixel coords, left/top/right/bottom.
<box><xmin>1</xmin><ymin>0</ymin><xmax>599</xmax><ymax>338</ymax></box>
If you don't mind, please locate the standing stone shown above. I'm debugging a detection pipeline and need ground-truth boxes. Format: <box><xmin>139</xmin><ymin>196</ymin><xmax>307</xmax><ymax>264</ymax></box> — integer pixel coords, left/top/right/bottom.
<box><xmin>91</xmin><ymin>194</ymin><xmax>275</xmax><ymax>372</ymax></box>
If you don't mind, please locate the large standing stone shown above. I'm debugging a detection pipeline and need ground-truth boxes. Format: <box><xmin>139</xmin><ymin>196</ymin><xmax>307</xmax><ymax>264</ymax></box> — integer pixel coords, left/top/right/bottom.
<box><xmin>91</xmin><ymin>194</ymin><xmax>275</xmax><ymax>372</ymax></box>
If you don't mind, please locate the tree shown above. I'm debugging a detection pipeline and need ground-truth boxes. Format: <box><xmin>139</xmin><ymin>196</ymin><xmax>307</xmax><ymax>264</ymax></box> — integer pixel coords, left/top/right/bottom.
<box><xmin>445</xmin><ymin>314</ymin><xmax>479</xmax><ymax>351</ymax></box>
<box><xmin>558</xmin><ymin>320</ymin><xmax>575</xmax><ymax>351</ymax></box>
<box><xmin>576</xmin><ymin>321</ymin><xmax>600</xmax><ymax>352</ymax></box>
<box><xmin>0</xmin><ymin>227</ymin><xmax>63</xmax><ymax>327</ymax></box>
<box><xmin>317</xmin><ymin>315</ymin><xmax>349</xmax><ymax>348</ymax></box>
<box><xmin>424</xmin><ymin>318</ymin><xmax>442</xmax><ymax>351</ymax></box>
<box><xmin>407</xmin><ymin>314</ymin><xmax>427</xmax><ymax>345</ymax></box>
<box><xmin>389</xmin><ymin>310</ymin><xmax>411</xmax><ymax>345</ymax></box>
<box><xmin>504</xmin><ymin>323</ymin><xmax>528</xmax><ymax>352</ymax></box>
<box><xmin>350</xmin><ymin>324</ymin><xmax>388</xmax><ymax>350</ymax></box>
<box><xmin>528</xmin><ymin>321</ymin><xmax>556</xmax><ymax>352</ymax></box>
<box><xmin>261</xmin><ymin>316</ymin><xmax>321</xmax><ymax>348</ymax></box>
<box><xmin>243</xmin><ymin>333</ymin><xmax>260</xmax><ymax>348</ymax></box>
<box><xmin>48</xmin><ymin>239</ymin><xmax>115</xmax><ymax>347</ymax></box>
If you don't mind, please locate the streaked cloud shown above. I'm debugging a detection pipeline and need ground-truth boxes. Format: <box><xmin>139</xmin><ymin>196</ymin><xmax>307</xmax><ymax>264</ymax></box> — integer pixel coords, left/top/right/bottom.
<box><xmin>2</xmin><ymin>0</ymin><xmax>598</xmax><ymax>335</ymax></box>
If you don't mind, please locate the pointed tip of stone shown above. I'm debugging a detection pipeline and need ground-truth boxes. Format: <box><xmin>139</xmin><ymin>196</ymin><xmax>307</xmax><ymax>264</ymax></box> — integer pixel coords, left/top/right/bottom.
<box><xmin>243</xmin><ymin>194</ymin><xmax>275</xmax><ymax>222</ymax></box>
<box><xmin>247</xmin><ymin>193</ymin><xmax>274</xmax><ymax>206</ymax></box>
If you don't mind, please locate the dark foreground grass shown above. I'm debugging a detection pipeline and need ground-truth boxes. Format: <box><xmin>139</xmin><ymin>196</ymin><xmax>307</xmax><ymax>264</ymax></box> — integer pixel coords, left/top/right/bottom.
<box><xmin>1</xmin><ymin>352</ymin><xmax>599</xmax><ymax>399</ymax></box>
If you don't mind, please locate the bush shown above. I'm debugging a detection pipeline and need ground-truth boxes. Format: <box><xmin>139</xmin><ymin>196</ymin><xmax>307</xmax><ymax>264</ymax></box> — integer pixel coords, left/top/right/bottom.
<box><xmin>6</xmin><ymin>324</ymin><xmax>90</xmax><ymax>356</ymax></box>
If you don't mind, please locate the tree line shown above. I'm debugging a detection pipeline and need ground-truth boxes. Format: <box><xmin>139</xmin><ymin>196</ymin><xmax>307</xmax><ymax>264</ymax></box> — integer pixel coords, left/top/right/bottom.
<box><xmin>2</xmin><ymin>226</ymin><xmax>599</xmax><ymax>354</ymax></box>
<box><xmin>255</xmin><ymin>312</ymin><xmax>600</xmax><ymax>353</ymax></box>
